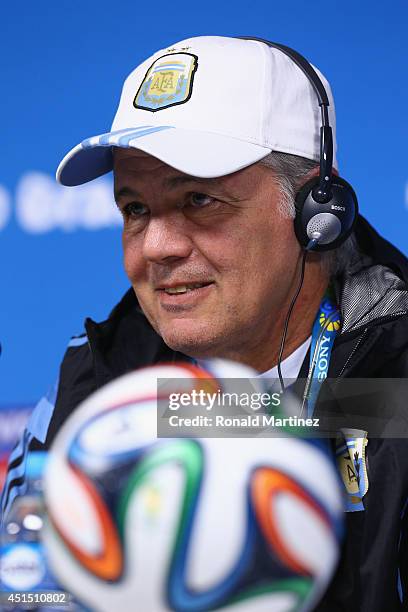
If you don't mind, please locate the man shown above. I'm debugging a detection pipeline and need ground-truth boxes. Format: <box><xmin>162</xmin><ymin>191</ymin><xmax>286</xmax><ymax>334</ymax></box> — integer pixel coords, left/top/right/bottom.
<box><xmin>2</xmin><ymin>36</ymin><xmax>408</xmax><ymax>610</ymax></box>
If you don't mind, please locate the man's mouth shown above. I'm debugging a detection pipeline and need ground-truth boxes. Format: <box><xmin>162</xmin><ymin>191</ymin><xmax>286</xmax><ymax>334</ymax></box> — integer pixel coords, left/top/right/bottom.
<box><xmin>159</xmin><ymin>282</ymin><xmax>213</xmax><ymax>295</ymax></box>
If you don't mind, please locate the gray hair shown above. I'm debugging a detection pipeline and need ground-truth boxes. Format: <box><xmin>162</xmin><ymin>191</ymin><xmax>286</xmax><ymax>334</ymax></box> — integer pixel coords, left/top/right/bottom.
<box><xmin>258</xmin><ymin>151</ymin><xmax>360</xmax><ymax>276</ymax></box>
<box><xmin>259</xmin><ymin>151</ymin><xmax>317</xmax><ymax>218</ymax></box>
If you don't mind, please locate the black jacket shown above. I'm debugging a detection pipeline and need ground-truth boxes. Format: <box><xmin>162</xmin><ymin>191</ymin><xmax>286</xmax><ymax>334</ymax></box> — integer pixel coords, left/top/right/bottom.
<box><xmin>17</xmin><ymin>217</ymin><xmax>408</xmax><ymax>610</ymax></box>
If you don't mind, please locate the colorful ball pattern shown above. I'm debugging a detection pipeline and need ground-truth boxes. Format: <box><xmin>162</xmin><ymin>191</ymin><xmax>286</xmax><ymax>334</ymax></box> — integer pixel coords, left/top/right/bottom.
<box><xmin>43</xmin><ymin>360</ymin><xmax>343</xmax><ymax>611</ymax></box>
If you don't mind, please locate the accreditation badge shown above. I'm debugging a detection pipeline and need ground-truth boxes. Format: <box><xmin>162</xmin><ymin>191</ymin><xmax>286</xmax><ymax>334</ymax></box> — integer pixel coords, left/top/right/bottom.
<box><xmin>336</xmin><ymin>428</ymin><xmax>368</xmax><ymax>512</ymax></box>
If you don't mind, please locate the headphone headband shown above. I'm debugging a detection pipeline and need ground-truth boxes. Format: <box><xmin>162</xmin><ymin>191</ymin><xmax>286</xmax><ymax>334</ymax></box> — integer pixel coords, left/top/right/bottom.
<box><xmin>236</xmin><ymin>36</ymin><xmax>330</xmax><ymax>109</ymax></box>
<box><xmin>237</xmin><ymin>36</ymin><xmax>333</xmax><ymax>203</ymax></box>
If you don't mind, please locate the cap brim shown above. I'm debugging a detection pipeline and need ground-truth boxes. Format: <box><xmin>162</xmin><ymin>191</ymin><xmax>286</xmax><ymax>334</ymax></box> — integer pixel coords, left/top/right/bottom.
<box><xmin>56</xmin><ymin>126</ymin><xmax>272</xmax><ymax>186</ymax></box>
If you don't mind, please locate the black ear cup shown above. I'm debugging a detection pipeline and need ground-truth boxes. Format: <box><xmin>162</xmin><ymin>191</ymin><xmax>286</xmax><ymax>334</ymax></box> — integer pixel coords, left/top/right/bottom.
<box><xmin>294</xmin><ymin>176</ymin><xmax>358</xmax><ymax>252</ymax></box>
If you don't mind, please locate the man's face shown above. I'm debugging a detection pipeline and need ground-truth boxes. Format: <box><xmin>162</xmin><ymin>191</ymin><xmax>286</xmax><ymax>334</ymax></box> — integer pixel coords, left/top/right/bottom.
<box><xmin>113</xmin><ymin>149</ymin><xmax>302</xmax><ymax>367</ymax></box>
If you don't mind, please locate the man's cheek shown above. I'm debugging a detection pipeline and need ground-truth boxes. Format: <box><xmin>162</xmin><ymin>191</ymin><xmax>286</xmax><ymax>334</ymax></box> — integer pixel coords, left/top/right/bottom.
<box><xmin>133</xmin><ymin>288</ymin><xmax>160</xmax><ymax>333</ymax></box>
<box><xmin>123</xmin><ymin>247</ymin><xmax>142</xmax><ymax>282</ymax></box>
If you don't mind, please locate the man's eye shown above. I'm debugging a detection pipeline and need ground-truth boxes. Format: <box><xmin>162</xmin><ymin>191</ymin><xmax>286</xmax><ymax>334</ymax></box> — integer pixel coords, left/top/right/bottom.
<box><xmin>122</xmin><ymin>202</ymin><xmax>149</xmax><ymax>218</ymax></box>
<box><xmin>190</xmin><ymin>193</ymin><xmax>215</xmax><ymax>208</ymax></box>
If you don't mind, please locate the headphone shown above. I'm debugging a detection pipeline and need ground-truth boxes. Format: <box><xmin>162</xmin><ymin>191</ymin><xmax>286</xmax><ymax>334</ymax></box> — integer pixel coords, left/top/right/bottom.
<box><xmin>237</xmin><ymin>36</ymin><xmax>358</xmax><ymax>252</ymax></box>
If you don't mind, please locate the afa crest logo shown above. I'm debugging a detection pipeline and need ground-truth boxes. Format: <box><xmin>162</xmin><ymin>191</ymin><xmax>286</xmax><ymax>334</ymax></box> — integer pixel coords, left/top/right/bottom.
<box><xmin>336</xmin><ymin>428</ymin><xmax>369</xmax><ymax>512</ymax></box>
<box><xmin>134</xmin><ymin>53</ymin><xmax>198</xmax><ymax>112</ymax></box>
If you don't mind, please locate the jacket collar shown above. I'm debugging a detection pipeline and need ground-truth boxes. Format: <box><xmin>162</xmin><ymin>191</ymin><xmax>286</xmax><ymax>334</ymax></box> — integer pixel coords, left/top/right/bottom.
<box><xmin>334</xmin><ymin>216</ymin><xmax>408</xmax><ymax>334</ymax></box>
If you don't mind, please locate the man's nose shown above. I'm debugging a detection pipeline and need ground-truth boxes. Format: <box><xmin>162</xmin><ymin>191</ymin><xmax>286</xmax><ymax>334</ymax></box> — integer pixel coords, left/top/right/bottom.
<box><xmin>142</xmin><ymin>214</ymin><xmax>193</xmax><ymax>263</ymax></box>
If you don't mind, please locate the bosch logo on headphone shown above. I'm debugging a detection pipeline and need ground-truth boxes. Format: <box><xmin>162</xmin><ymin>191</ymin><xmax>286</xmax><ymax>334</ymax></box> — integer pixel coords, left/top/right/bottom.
<box><xmin>331</xmin><ymin>205</ymin><xmax>346</xmax><ymax>211</ymax></box>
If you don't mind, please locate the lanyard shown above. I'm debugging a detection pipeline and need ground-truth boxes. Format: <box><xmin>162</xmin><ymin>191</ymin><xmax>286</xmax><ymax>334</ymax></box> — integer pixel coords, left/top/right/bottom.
<box><xmin>301</xmin><ymin>295</ymin><xmax>341</xmax><ymax>418</ymax></box>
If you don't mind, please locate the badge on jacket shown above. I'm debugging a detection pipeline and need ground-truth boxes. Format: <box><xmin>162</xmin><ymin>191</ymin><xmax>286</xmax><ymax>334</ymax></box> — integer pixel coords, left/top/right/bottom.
<box><xmin>336</xmin><ymin>428</ymin><xmax>369</xmax><ymax>512</ymax></box>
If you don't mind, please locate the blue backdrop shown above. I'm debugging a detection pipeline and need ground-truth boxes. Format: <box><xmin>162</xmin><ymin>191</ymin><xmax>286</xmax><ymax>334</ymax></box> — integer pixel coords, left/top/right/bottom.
<box><xmin>1</xmin><ymin>0</ymin><xmax>407</xmax><ymax>404</ymax></box>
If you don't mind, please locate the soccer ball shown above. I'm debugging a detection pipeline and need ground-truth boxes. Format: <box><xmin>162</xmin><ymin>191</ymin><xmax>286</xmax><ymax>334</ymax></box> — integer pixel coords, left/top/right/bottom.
<box><xmin>43</xmin><ymin>360</ymin><xmax>343</xmax><ymax>611</ymax></box>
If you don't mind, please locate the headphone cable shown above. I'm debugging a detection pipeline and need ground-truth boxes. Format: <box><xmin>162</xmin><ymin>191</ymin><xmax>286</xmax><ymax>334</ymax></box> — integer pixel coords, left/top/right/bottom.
<box><xmin>277</xmin><ymin>236</ymin><xmax>320</xmax><ymax>393</ymax></box>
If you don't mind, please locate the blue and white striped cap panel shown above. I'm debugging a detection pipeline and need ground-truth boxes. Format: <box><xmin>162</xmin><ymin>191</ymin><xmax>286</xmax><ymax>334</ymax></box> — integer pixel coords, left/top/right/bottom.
<box><xmin>82</xmin><ymin>126</ymin><xmax>172</xmax><ymax>149</ymax></box>
<box><xmin>57</xmin><ymin>126</ymin><xmax>173</xmax><ymax>186</ymax></box>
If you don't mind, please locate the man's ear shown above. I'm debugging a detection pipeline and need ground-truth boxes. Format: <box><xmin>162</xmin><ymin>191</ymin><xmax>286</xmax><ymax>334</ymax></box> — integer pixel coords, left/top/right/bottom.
<box><xmin>300</xmin><ymin>165</ymin><xmax>339</xmax><ymax>186</ymax></box>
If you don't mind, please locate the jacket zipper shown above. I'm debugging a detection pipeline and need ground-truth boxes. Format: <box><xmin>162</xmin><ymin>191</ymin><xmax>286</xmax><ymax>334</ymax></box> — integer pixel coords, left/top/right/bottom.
<box><xmin>337</xmin><ymin>310</ymin><xmax>407</xmax><ymax>377</ymax></box>
<box><xmin>338</xmin><ymin>328</ymin><xmax>369</xmax><ymax>377</ymax></box>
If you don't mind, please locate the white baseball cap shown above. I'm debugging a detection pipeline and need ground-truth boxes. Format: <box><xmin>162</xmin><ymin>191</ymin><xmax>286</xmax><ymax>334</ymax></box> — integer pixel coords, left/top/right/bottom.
<box><xmin>57</xmin><ymin>35</ymin><xmax>337</xmax><ymax>186</ymax></box>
